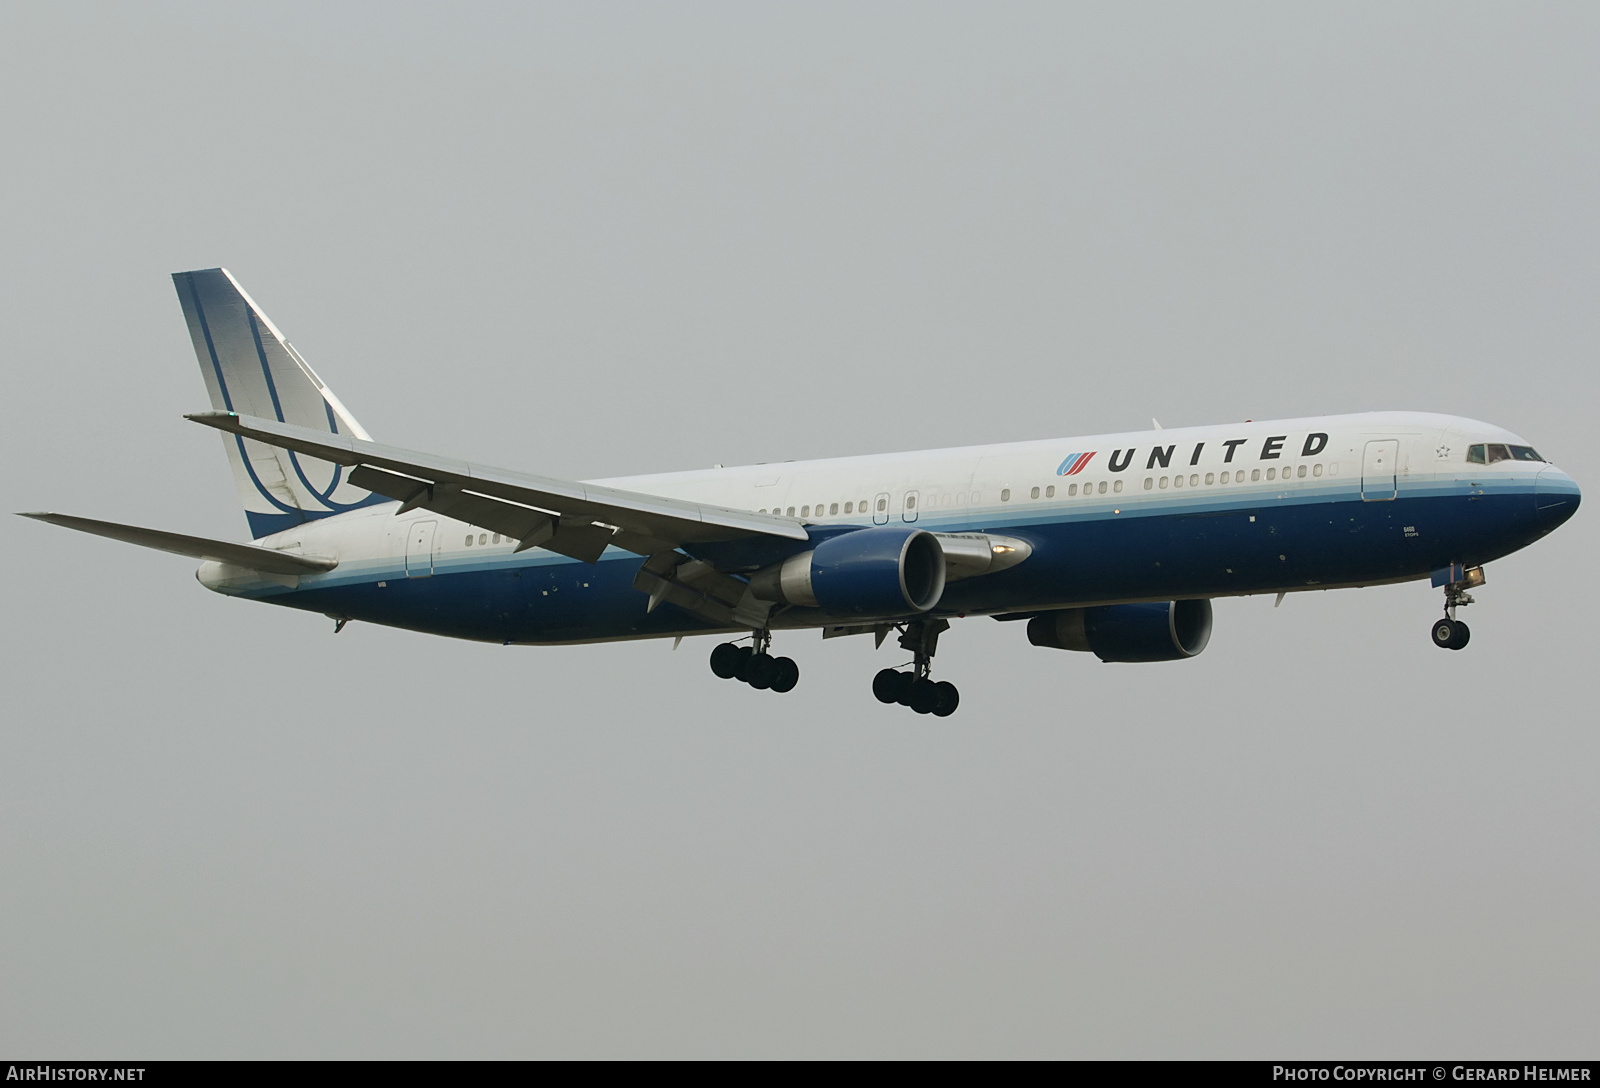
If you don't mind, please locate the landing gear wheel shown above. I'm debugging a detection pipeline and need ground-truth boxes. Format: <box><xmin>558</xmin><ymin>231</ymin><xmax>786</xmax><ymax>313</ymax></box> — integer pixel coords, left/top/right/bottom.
<box><xmin>745</xmin><ymin>652</ymin><xmax>777</xmax><ymax>689</ymax></box>
<box><xmin>710</xmin><ymin>642</ymin><xmax>746</xmax><ymax>679</ymax></box>
<box><xmin>931</xmin><ymin>681</ymin><xmax>960</xmax><ymax>717</ymax></box>
<box><xmin>1431</xmin><ymin>618</ymin><xmax>1470</xmax><ymax>650</ymax></box>
<box><xmin>907</xmin><ymin>678</ymin><xmax>940</xmax><ymax>715</ymax></box>
<box><xmin>873</xmin><ymin>668</ymin><xmax>911</xmax><ymax>704</ymax></box>
<box><xmin>769</xmin><ymin>656</ymin><xmax>800</xmax><ymax>693</ymax></box>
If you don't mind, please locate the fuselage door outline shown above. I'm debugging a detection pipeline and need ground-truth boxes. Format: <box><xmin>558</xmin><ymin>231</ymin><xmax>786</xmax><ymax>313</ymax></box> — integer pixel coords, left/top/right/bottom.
<box><xmin>1362</xmin><ymin>440</ymin><xmax>1399</xmax><ymax>502</ymax></box>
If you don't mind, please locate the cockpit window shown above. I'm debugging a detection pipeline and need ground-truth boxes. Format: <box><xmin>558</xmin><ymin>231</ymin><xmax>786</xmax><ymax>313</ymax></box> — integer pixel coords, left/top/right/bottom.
<box><xmin>1467</xmin><ymin>443</ymin><xmax>1545</xmax><ymax>464</ymax></box>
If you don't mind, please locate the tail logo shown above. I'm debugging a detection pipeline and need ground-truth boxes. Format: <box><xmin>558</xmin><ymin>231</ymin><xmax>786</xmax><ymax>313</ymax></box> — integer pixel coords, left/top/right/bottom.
<box><xmin>1056</xmin><ymin>452</ymin><xmax>1097</xmax><ymax>476</ymax></box>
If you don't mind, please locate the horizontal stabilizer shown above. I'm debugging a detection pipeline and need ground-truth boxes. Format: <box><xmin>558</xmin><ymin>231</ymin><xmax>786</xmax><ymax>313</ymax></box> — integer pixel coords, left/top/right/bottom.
<box><xmin>186</xmin><ymin>412</ymin><xmax>809</xmax><ymax>560</ymax></box>
<box><xmin>17</xmin><ymin>513</ymin><xmax>337</xmax><ymax>575</ymax></box>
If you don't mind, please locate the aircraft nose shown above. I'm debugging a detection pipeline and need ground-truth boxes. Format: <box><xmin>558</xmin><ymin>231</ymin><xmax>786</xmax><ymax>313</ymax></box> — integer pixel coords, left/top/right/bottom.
<box><xmin>1534</xmin><ymin>467</ymin><xmax>1581</xmax><ymax>531</ymax></box>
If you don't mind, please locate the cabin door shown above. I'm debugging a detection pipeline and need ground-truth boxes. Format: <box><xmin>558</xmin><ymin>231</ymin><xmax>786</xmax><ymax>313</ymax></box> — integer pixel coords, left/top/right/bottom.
<box><xmin>405</xmin><ymin>519</ymin><xmax>437</xmax><ymax>577</ymax></box>
<box><xmin>901</xmin><ymin>490</ymin><xmax>920</xmax><ymax>523</ymax></box>
<box><xmin>1361</xmin><ymin>440</ymin><xmax>1399</xmax><ymax>501</ymax></box>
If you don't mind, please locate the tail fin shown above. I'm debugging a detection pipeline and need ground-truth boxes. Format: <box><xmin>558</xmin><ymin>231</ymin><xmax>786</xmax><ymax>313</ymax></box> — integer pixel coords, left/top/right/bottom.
<box><xmin>173</xmin><ymin>268</ymin><xmax>385</xmax><ymax>538</ymax></box>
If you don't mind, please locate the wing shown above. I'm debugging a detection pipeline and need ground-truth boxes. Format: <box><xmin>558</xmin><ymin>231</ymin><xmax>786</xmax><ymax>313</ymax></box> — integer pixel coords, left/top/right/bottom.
<box><xmin>186</xmin><ymin>412</ymin><xmax>808</xmax><ymax>562</ymax></box>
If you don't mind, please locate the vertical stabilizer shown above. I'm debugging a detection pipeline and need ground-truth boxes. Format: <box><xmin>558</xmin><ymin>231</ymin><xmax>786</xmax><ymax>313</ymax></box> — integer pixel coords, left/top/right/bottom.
<box><xmin>173</xmin><ymin>268</ymin><xmax>384</xmax><ymax>537</ymax></box>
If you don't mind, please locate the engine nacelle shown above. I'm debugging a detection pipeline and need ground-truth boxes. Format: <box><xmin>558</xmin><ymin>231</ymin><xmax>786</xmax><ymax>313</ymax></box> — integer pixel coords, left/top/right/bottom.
<box><xmin>1027</xmin><ymin>599</ymin><xmax>1213</xmax><ymax>663</ymax></box>
<box><xmin>749</xmin><ymin>527</ymin><xmax>946</xmax><ymax>617</ymax></box>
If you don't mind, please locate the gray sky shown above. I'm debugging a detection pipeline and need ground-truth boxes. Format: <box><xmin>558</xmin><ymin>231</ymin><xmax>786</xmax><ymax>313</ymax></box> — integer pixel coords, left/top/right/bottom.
<box><xmin>3</xmin><ymin>1</ymin><xmax>1596</xmax><ymax>1058</ymax></box>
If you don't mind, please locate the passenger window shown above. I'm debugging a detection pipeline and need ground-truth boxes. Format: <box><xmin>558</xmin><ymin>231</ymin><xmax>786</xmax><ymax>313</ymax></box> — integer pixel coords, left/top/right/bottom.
<box><xmin>1159</xmin><ymin>476</ymin><xmax>1168</xmax><ymax>489</ymax></box>
<box><xmin>1068</xmin><ymin>484</ymin><xmax>1078</xmax><ymax>496</ymax></box>
<box><xmin>876</xmin><ymin>498</ymin><xmax>887</xmax><ymax>512</ymax></box>
<box><xmin>1113</xmin><ymin>479</ymin><xmax>1123</xmax><ymax>493</ymax></box>
<box><xmin>480</xmin><ymin>534</ymin><xmax>487</xmax><ymax>545</ymax></box>
<box><xmin>801</xmin><ymin>506</ymin><xmax>810</xmax><ymax>517</ymax></box>
<box><xmin>1251</xmin><ymin>468</ymin><xmax>1261</xmax><ymax>481</ymax></box>
<box><xmin>830</xmin><ymin>503</ymin><xmax>839</xmax><ymax>515</ymax></box>
<box><xmin>1097</xmin><ymin>481</ymin><xmax>1107</xmax><ymax>494</ymax></box>
<box><xmin>1173</xmin><ymin>474</ymin><xmax>1184</xmax><ymax>488</ymax></box>
<box><xmin>465</xmin><ymin>535</ymin><xmax>473</xmax><ymax>546</ymax></box>
<box><xmin>1144</xmin><ymin>477</ymin><xmax>1154</xmax><ymax>490</ymax></box>
<box><xmin>1219</xmin><ymin>471</ymin><xmax>1230</xmax><ymax>484</ymax></box>
<box><xmin>759</xmin><ymin>509</ymin><xmax>767</xmax><ymax>514</ymax></box>
<box><xmin>1266</xmin><ymin>467</ymin><xmax>1276</xmax><ymax>480</ymax></box>
<box><xmin>1466</xmin><ymin>444</ymin><xmax>1486</xmax><ymax>464</ymax></box>
<box><xmin>1189</xmin><ymin>474</ymin><xmax>1199</xmax><ymax>487</ymax></box>
<box><xmin>1297</xmin><ymin>465</ymin><xmax>1306</xmax><ymax>478</ymax></box>
<box><xmin>1046</xmin><ymin>485</ymin><xmax>1055</xmax><ymax>498</ymax></box>
<box><xmin>1001</xmin><ymin>489</ymin><xmax>1011</xmax><ymax>501</ymax></box>
<box><xmin>787</xmin><ymin>507</ymin><xmax>796</xmax><ymax>516</ymax></box>
<box><xmin>1030</xmin><ymin>486</ymin><xmax>1040</xmax><ymax>499</ymax></box>
<box><xmin>1205</xmin><ymin>473</ymin><xmax>1214</xmax><ymax>485</ymax></box>
<box><xmin>842</xmin><ymin>502</ymin><xmax>851</xmax><ymax>514</ymax></box>
<box><xmin>954</xmin><ymin>494</ymin><xmax>964</xmax><ymax>506</ymax></box>
<box><xmin>1312</xmin><ymin>464</ymin><xmax>1323</xmax><ymax>477</ymax></box>
<box><xmin>1486</xmin><ymin>444</ymin><xmax>1511</xmax><ymax>463</ymax></box>
<box><xmin>906</xmin><ymin>495</ymin><xmax>916</xmax><ymax>509</ymax></box>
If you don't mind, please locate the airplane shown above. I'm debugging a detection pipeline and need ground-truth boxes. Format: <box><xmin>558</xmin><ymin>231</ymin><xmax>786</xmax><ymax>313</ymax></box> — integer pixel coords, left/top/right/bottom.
<box><xmin>20</xmin><ymin>269</ymin><xmax>1582</xmax><ymax>717</ymax></box>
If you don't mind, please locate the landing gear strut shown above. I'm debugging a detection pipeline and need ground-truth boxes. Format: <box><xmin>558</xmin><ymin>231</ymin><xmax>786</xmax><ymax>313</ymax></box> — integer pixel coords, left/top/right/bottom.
<box><xmin>710</xmin><ymin>631</ymin><xmax>799</xmax><ymax>693</ymax></box>
<box><xmin>872</xmin><ymin>619</ymin><xmax>960</xmax><ymax>716</ymax></box>
<box><xmin>1430</xmin><ymin>568</ymin><xmax>1483</xmax><ymax>651</ymax></box>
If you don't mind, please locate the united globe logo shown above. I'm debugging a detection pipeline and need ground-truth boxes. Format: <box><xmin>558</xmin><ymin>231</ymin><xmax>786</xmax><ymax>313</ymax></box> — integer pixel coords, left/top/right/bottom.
<box><xmin>1056</xmin><ymin>452</ymin><xmax>1097</xmax><ymax>476</ymax></box>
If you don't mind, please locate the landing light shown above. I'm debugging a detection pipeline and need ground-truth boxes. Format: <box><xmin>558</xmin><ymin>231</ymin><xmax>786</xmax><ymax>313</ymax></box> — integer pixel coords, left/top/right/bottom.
<box><xmin>992</xmin><ymin>545</ymin><xmax>1014</xmax><ymax>555</ymax></box>
<box><xmin>1463</xmin><ymin>566</ymin><xmax>1486</xmax><ymax>588</ymax></box>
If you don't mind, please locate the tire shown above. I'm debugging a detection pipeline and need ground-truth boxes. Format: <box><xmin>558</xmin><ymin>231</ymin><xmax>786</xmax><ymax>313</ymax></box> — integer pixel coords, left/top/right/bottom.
<box><xmin>770</xmin><ymin>657</ymin><xmax>800</xmax><ymax>693</ymax></box>
<box><xmin>709</xmin><ymin>642</ymin><xmax>744</xmax><ymax>679</ymax></box>
<box><xmin>1431</xmin><ymin>618</ymin><xmax>1460</xmax><ymax>649</ymax></box>
<box><xmin>908</xmin><ymin>678</ymin><xmax>939</xmax><ymax>714</ymax></box>
<box><xmin>1450</xmin><ymin>621</ymin><xmax>1470</xmax><ymax>650</ymax></box>
<box><xmin>731</xmin><ymin>645</ymin><xmax>757</xmax><ymax>681</ymax></box>
<box><xmin>932</xmin><ymin>681</ymin><xmax>960</xmax><ymax>717</ymax></box>
<box><xmin>873</xmin><ymin>668</ymin><xmax>910</xmax><ymax>704</ymax></box>
<box><xmin>745</xmin><ymin>652</ymin><xmax>776</xmax><ymax>689</ymax></box>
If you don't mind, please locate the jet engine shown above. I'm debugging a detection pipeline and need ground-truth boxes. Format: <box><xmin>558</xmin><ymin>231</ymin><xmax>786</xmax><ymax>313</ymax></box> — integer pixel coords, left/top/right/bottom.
<box><xmin>1026</xmin><ymin>599</ymin><xmax>1213</xmax><ymax>663</ymax></box>
<box><xmin>750</xmin><ymin>526</ymin><xmax>946</xmax><ymax>617</ymax></box>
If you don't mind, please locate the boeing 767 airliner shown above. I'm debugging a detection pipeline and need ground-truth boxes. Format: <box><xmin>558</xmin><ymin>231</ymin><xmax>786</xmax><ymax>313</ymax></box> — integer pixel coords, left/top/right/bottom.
<box><xmin>21</xmin><ymin>269</ymin><xmax>1582</xmax><ymax>716</ymax></box>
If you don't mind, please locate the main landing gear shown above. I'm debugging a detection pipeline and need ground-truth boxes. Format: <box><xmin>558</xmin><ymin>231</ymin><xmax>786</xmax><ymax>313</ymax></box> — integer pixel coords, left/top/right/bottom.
<box><xmin>1430</xmin><ymin>566</ymin><xmax>1485</xmax><ymax>651</ymax></box>
<box><xmin>873</xmin><ymin>619</ymin><xmax>960</xmax><ymax>717</ymax></box>
<box><xmin>709</xmin><ymin>632</ymin><xmax>799</xmax><ymax>693</ymax></box>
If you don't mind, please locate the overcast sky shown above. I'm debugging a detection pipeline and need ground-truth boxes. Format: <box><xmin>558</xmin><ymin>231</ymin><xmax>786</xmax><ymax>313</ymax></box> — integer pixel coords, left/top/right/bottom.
<box><xmin>2</xmin><ymin>1</ymin><xmax>1596</xmax><ymax>1058</ymax></box>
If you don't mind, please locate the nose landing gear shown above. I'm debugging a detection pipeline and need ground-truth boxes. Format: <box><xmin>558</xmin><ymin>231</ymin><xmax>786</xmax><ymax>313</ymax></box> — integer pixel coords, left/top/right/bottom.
<box><xmin>1431</xmin><ymin>615</ymin><xmax>1470</xmax><ymax>650</ymax></box>
<box><xmin>709</xmin><ymin>631</ymin><xmax>800</xmax><ymax>693</ymax></box>
<box><xmin>872</xmin><ymin>619</ymin><xmax>960</xmax><ymax>716</ymax></box>
<box><xmin>1430</xmin><ymin>566</ymin><xmax>1484</xmax><ymax>650</ymax></box>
